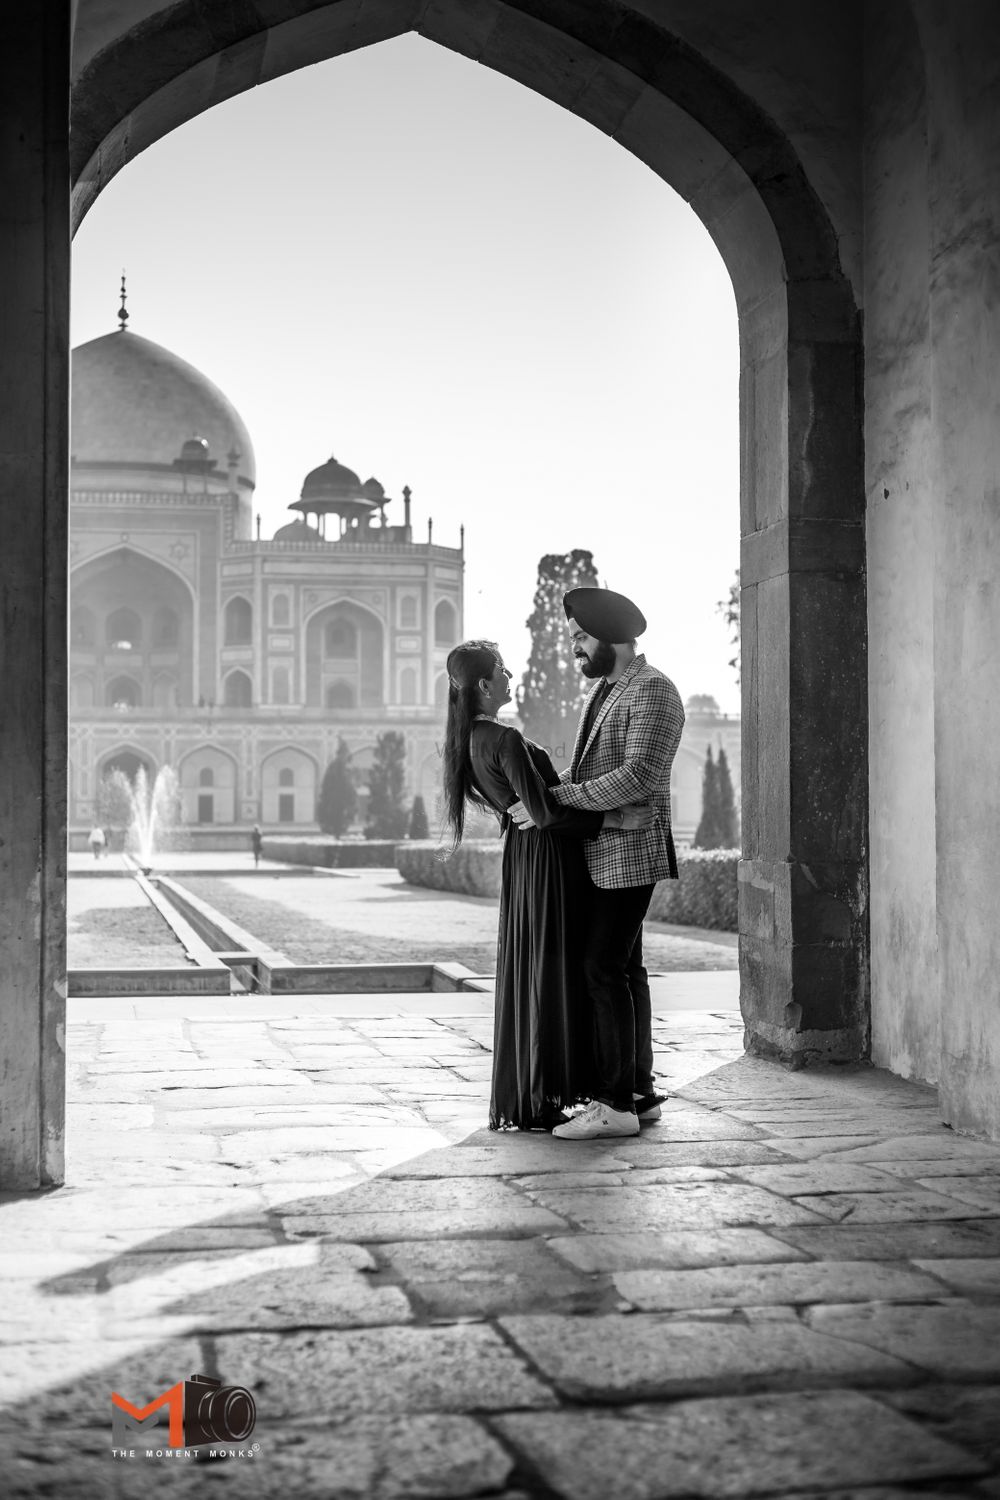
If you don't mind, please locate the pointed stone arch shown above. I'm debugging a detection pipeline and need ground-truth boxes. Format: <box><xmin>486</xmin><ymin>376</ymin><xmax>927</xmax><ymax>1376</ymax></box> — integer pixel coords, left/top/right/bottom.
<box><xmin>2</xmin><ymin>0</ymin><xmax>874</xmax><ymax>1191</ymax></box>
<box><xmin>70</xmin><ymin>1</ymin><xmax>867</xmax><ymax>1063</ymax></box>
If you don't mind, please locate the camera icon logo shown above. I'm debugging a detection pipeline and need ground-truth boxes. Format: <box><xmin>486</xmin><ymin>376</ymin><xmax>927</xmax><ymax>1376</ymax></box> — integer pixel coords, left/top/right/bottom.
<box><xmin>183</xmin><ymin>1374</ymin><xmax>256</xmax><ymax>1446</ymax></box>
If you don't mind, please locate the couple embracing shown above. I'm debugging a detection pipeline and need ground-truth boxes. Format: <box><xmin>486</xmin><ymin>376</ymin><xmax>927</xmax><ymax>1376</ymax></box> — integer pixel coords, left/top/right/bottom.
<box><xmin>441</xmin><ymin>587</ymin><xmax>685</xmax><ymax>1140</ymax></box>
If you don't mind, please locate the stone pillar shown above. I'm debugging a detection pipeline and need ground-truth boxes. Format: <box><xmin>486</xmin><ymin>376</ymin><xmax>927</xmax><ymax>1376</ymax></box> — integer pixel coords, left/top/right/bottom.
<box><xmin>0</xmin><ymin>7</ymin><xmax>70</xmax><ymax>1188</ymax></box>
<box><xmin>920</xmin><ymin>0</ymin><xmax>1000</xmax><ymax>1138</ymax></box>
<box><xmin>739</xmin><ymin>287</ymin><xmax>869</xmax><ymax>1064</ymax></box>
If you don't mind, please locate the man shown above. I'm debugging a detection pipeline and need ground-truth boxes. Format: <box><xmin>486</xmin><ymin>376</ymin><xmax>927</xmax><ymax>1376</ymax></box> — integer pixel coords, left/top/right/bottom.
<box><xmin>510</xmin><ymin>587</ymin><xmax>684</xmax><ymax>1139</ymax></box>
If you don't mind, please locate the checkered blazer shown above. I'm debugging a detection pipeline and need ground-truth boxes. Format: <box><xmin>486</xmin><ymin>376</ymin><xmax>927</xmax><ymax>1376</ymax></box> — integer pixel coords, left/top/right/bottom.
<box><xmin>552</xmin><ymin>654</ymin><xmax>685</xmax><ymax>889</ymax></box>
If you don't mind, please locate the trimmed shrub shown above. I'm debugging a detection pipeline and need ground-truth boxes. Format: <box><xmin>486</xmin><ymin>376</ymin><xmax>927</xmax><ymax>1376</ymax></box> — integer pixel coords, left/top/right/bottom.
<box><xmin>408</xmin><ymin>795</ymin><xmax>430</xmax><ymax>840</ymax></box>
<box><xmin>267</xmin><ymin>837</ymin><xmax>399</xmax><ymax>869</ymax></box>
<box><xmin>395</xmin><ymin>840</ymin><xmax>502</xmax><ymax>898</ymax></box>
<box><xmin>648</xmin><ymin>848</ymin><xmax>738</xmax><ymax>931</ymax></box>
<box><xmin>396</xmin><ymin>841</ymin><xmax>739</xmax><ymax>930</ymax></box>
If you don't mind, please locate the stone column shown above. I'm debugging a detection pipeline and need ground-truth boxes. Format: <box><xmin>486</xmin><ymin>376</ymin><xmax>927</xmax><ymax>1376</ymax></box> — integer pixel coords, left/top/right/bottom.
<box><xmin>739</xmin><ymin>286</ymin><xmax>869</xmax><ymax>1063</ymax></box>
<box><xmin>920</xmin><ymin>0</ymin><xmax>1000</xmax><ymax>1137</ymax></box>
<box><xmin>0</xmin><ymin>7</ymin><xmax>70</xmax><ymax>1188</ymax></box>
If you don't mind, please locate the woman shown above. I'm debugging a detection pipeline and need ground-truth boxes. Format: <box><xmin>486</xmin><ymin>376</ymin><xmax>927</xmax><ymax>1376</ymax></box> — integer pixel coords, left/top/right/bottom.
<box><xmin>441</xmin><ymin>639</ymin><xmax>653</xmax><ymax>1131</ymax></box>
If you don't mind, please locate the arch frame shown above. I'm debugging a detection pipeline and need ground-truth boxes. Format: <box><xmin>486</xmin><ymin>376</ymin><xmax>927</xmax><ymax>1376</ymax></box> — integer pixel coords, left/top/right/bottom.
<box><xmin>71</xmin><ymin>0</ymin><xmax>868</xmax><ymax>1063</ymax></box>
<box><xmin>302</xmin><ymin>594</ymin><xmax>387</xmax><ymax>711</ymax></box>
<box><xmin>1</xmin><ymin>0</ymin><xmax>873</xmax><ymax>1196</ymax></box>
<box><xmin>221</xmin><ymin>666</ymin><xmax>253</xmax><ymax>708</ymax></box>
<box><xmin>71</xmin><ymin>543</ymin><xmax>199</xmax><ymax>705</ymax></box>
<box><xmin>96</xmin><ymin>743</ymin><xmax>158</xmax><ymax>782</ymax></box>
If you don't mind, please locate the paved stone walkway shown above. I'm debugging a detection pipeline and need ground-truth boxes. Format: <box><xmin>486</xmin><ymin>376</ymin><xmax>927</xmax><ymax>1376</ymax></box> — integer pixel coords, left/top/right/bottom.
<box><xmin>4</xmin><ymin>990</ymin><xmax>1000</xmax><ymax>1498</ymax></box>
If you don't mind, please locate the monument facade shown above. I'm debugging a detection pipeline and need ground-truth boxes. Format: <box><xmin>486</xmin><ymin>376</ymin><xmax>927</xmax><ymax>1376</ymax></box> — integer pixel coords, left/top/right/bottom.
<box><xmin>69</xmin><ymin>310</ymin><xmax>461</xmax><ymax>843</ymax></box>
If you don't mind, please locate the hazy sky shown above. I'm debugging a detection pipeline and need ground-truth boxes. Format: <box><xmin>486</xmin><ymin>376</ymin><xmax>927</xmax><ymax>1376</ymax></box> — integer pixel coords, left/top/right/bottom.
<box><xmin>71</xmin><ymin>33</ymin><xmax>740</xmax><ymax>713</ymax></box>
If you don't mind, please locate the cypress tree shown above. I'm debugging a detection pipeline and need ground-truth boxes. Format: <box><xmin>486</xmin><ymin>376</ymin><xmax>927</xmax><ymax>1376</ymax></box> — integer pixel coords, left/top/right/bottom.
<box><xmin>317</xmin><ymin>737</ymin><xmax>357</xmax><ymax>836</ymax></box>
<box><xmin>365</xmin><ymin>731</ymin><xmax>409</xmax><ymax>839</ymax></box>
<box><xmin>408</xmin><ymin>794</ymin><xmax>430</xmax><ymax>840</ymax></box>
<box><xmin>716</xmin><ymin>746</ymin><xmax>740</xmax><ymax>847</ymax></box>
<box><xmin>693</xmin><ymin>746</ymin><xmax>721</xmax><ymax>849</ymax></box>
<box><xmin>518</xmin><ymin>549</ymin><xmax>600</xmax><ymax>760</ymax></box>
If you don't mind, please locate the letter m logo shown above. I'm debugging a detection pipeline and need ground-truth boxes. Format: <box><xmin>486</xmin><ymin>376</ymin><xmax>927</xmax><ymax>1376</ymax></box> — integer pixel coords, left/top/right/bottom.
<box><xmin>111</xmin><ymin>1382</ymin><xmax>184</xmax><ymax>1447</ymax></box>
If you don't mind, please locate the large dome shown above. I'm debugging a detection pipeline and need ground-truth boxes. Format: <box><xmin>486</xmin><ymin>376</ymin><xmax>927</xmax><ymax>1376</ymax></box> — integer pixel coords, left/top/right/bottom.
<box><xmin>71</xmin><ymin>329</ymin><xmax>256</xmax><ymax>486</ymax></box>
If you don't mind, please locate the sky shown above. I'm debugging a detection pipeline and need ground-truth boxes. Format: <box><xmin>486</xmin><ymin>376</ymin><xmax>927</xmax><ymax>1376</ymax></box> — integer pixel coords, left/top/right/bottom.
<box><xmin>70</xmin><ymin>33</ymin><xmax>740</xmax><ymax>714</ymax></box>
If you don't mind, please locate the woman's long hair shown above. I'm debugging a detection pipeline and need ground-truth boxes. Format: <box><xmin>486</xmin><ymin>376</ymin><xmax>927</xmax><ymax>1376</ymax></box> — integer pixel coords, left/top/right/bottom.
<box><xmin>441</xmin><ymin>639</ymin><xmax>502</xmax><ymax>851</ymax></box>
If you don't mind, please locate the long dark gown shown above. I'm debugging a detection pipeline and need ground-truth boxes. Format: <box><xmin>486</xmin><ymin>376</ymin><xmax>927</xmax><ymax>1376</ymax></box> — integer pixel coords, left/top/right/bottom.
<box><xmin>469</xmin><ymin>720</ymin><xmax>603</xmax><ymax>1130</ymax></box>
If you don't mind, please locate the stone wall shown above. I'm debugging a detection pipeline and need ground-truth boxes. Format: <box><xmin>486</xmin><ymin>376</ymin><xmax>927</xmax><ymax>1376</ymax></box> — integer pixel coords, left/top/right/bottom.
<box><xmin>864</xmin><ymin>0</ymin><xmax>940</xmax><ymax>1085</ymax></box>
<box><xmin>864</xmin><ymin>0</ymin><xmax>1000</xmax><ymax>1138</ymax></box>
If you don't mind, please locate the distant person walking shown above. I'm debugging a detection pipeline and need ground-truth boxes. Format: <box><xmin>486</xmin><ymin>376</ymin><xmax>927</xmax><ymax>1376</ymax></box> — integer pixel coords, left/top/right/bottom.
<box><xmin>87</xmin><ymin>824</ymin><xmax>106</xmax><ymax>860</ymax></box>
<box><xmin>250</xmin><ymin>824</ymin><xmax>263</xmax><ymax>868</ymax></box>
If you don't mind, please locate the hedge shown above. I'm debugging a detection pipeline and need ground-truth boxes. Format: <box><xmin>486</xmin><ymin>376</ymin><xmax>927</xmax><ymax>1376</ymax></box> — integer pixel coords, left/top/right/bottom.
<box><xmin>395</xmin><ymin>840</ymin><xmax>502</xmax><ymax>898</ymax></box>
<box><xmin>647</xmin><ymin>848</ymin><xmax>738</xmax><ymax>931</ymax></box>
<box><xmin>397</xmin><ymin>839</ymin><xmax>738</xmax><ymax>930</ymax></box>
<box><xmin>266</xmin><ymin>837</ymin><xmax>400</xmax><ymax>868</ymax></box>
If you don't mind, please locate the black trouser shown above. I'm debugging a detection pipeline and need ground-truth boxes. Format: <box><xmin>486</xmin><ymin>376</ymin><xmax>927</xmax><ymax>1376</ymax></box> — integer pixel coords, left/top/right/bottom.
<box><xmin>582</xmin><ymin>878</ymin><xmax>656</xmax><ymax>1111</ymax></box>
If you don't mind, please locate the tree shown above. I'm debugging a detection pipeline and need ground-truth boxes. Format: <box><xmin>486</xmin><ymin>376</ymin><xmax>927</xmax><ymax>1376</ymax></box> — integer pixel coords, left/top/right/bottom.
<box><xmin>717</xmin><ymin>569</ymin><xmax>740</xmax><ymax>684</ymax></box>
<box><xmin>317</xmin><ymin>737</ymin><xmax>357</xmax><ymax>836</ymax></box>
<box><xmin>685</xmin><ymin>694</ymin><xmax>721</xmax><ymax>715</ymax></box>
<box><xmin>94</xmin><ymin>768</ymin><xmax>134</xmax><ymax>849</ymax></box>
<box><xmin>408</xmin><ymin>794</ymin><xmax>430</xmax><ymax>840</ymax></box>
<box><xmin>365</xmin><ymin>731</ymin><xmax>409</xmax><ymax>839</ymax></box>
<box><xmin>693</xmin><ymin>746</ymin><xmax>721</xmax><ymax>849</ymax></box>
<box><xmin>518</xmin><ymin>549</ymin><xmax>600</xmax><ymax>758</ymax></box>
<box><xmin>716</xmin><ymin>746</ymin><xmax>740</xmax><ymax>847</ymax></box>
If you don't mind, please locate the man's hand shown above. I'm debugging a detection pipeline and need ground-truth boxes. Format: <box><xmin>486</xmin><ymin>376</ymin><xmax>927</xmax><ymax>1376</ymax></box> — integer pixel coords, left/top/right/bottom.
<box><xmin>508</xmin><ymin>800</ymin><xmax>536</xmax><ymax>830</ymax></box>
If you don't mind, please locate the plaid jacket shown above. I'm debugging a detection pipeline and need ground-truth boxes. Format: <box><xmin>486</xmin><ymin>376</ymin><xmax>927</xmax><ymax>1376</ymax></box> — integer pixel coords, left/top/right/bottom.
<box><xmin>552</xmin><ymin>654</ymin><xmax>685</xmax><ymax>888</ymax></box>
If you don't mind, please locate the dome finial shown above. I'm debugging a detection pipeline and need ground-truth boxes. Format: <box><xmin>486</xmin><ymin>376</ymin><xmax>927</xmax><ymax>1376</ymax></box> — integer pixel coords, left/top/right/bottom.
<box><xmin>117</xmin><ymin>270</ymin><xmax>129</xmax><ymax>332</ymax></box>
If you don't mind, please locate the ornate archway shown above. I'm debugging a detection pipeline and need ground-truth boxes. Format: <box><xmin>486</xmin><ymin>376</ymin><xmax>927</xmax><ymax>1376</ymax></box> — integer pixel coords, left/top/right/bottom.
<box><xmin>1</xmin><ymin>0</ymin><xmax>867</xmax><ymax>1188</ymax></box>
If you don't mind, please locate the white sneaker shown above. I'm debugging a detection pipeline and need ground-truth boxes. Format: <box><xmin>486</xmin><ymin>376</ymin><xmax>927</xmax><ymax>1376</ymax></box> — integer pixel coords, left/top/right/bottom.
<box><xmin>552</xmin><ymin>1100</ymin><xmax>639</xmax><ymax>1139</ymax></box>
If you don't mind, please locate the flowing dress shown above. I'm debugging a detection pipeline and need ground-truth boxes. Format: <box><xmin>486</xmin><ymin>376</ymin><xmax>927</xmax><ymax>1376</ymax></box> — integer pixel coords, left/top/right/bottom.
<box><xmin>469</xmin><ymin>720</ymin><xmax>603</xmax><ymax>1130</ymax></box>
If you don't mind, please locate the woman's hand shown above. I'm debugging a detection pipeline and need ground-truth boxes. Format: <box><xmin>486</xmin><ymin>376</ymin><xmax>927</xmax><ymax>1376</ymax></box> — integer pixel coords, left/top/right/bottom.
<box><xmin>605</xmin><ymin>804</ymin><xmax>657</xmax><ymax>831</ymax></box>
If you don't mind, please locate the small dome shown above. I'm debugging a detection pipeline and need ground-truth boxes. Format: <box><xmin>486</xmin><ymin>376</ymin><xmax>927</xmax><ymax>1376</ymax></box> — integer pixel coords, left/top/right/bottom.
<box><xmin>180</xmin><ymin>435</ymin><xmax>210</xmax><ymax>461</ymax></box>
<box><xmin>274</xmin><ymin>518</ymin><xmax>321</xmax><ymax>542</ymax></box>
<box><xmin>361</xmin><ymin>476</ymin><xmax>385</xmax><ymax>501</ymax></box>
<box><xmin>300</xmin><ymin>455</ymin><xmax>362</xmax><ymax>500</ymax></box>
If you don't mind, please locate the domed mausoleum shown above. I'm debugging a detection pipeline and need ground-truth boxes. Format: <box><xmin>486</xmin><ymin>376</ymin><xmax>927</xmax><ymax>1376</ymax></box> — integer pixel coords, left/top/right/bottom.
<box><xmin>69</xmin><ymin>311</ymin><xmax>463</xmax><ymax>842</ymax></box>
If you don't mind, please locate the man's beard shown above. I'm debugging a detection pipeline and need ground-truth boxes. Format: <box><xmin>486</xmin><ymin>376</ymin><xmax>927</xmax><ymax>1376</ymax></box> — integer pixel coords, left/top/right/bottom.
<box><xmin>577</xmin><ymin>640</ymin><xmax>617</xmax><ymax>679</ymax></box>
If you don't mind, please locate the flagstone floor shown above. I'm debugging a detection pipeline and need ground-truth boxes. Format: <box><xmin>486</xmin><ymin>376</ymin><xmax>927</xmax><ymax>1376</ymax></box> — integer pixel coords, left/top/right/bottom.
<box><xmin>3</xmin><ymin>983</ymin><xmax>1000</xmax><ymax>1499</ymax></box>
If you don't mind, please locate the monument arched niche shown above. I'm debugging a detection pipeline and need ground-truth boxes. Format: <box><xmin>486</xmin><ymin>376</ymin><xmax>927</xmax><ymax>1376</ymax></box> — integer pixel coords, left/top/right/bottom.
<box><xmin>70</xmin><ymin>546</ymin><xmax>196</xmax><ymax>710</ymax></box>
<box><xmin>303</xmin><ymin>598</ymin><xmax>385</xmax><ymax>710</ymax></box>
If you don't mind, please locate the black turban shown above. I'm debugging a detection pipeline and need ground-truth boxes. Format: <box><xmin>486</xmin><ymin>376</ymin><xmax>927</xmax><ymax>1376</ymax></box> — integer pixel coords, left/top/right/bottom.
<box><xmin>563</xmin><ymin>587</ymin><xmax>646</xmax><ymax>642</ymax></box>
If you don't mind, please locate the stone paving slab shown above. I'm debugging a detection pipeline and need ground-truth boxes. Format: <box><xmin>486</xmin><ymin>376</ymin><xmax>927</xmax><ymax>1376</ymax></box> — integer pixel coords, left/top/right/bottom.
<box><xmin>880</xmin><ymin>1383</ymin><xmax>1000</xmax><ymax>1471</ymax></box>
<box><xmin>214</xmin><ymin>1325</ymin><xmax>556</xmax><ymax>1418</ymax></box>
<box><xmin>734</xmin><ymin>1162</ymin><xmax>909</xmax><ymax>1195</ymax></box>
<box><xmin>148</xmin><ymin>1266</ymin><xmax>414</xmax><ymax>1333</ymax></box>
<box><xmin>771</xmin><ymin>1218</ymin><xmax>1000</xmax><ymax>1260</ymax></box>
<box><xmin>805</xmin><ymin>1303</ymin><xmax>1000</xmax><ymax>1379</ymax></box>
<box><xmin>522</xmin><ymin>1180</ymin><xmax>831</xmax><ymax>1231</ymax></box>
<box><xmin>493</xmin><ymin>1390</ymin><xmax>985</xmax><ymax>1500</ymax></box>
<box><xmin>613</xmin><ymin>1258</ymin><xmax>950</xmax><ymax>1311</ymax></box>
<box><xmin>547</xmin><ymin>1227</ymin><xmax>812</xmax><ymax>1272</ymax></box>
<box><xmin>382</xmin><ymin>1138</ymin><xmax>639</xmax><ymax>1176</ymax></box>
<box><xmin>792</xmin><ymin>1187</ymin><xmax>1000</xmax><ymax>1223</ymax></box>
<box><xmin>499</xmin><ymin>1311</ymin><xmax>916</xmax><ymax>1399</ymax></box>
<box><xmin>912</xmin><ymin>1256</ymin><xmax>1000</xmax><ymax>1294</ymax></box>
